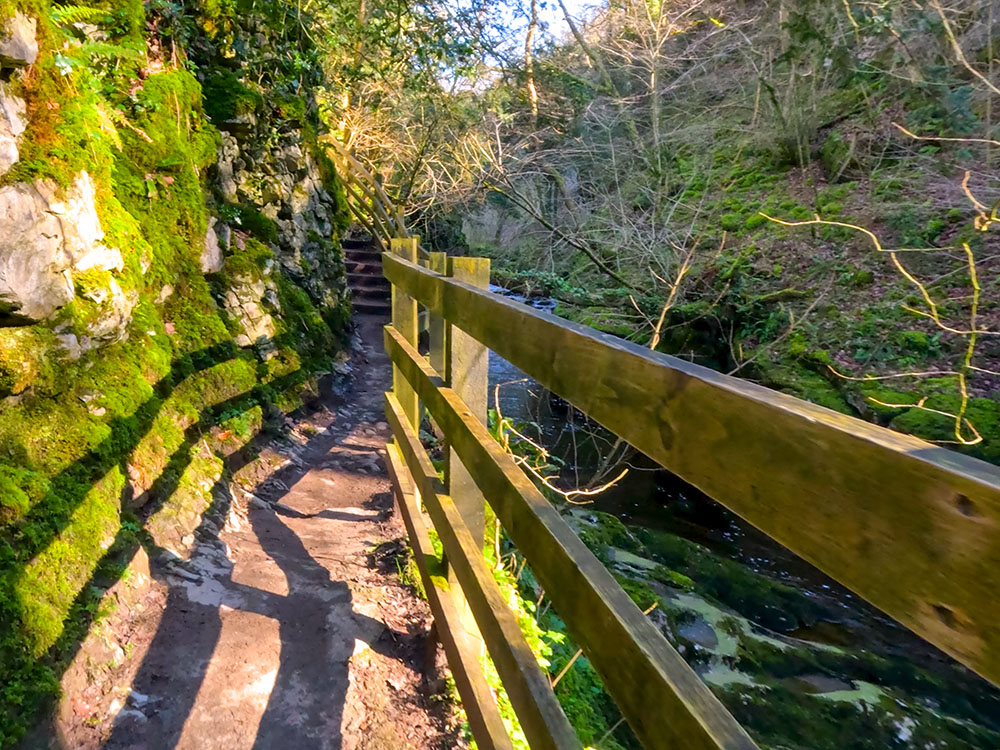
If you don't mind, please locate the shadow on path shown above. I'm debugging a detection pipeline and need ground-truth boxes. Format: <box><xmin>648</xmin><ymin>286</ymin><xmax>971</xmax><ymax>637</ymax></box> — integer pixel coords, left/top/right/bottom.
<box><xmin>101</xmin><ymin>417</ymin><xmax>405</xmax><ymax>750</ymax></box>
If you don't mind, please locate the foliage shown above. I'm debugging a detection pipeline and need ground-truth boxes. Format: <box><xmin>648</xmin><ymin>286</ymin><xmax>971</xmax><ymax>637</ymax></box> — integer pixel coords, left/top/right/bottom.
<box><xmin>0</xmin><ymin>0</ymin><xmax>351</xmax><ymax>744</ymax></box>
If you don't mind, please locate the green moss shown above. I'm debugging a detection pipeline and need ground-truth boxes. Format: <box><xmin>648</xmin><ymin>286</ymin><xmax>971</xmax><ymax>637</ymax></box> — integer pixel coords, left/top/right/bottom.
<box><xmin>635</xmin><ymin>528</ymin><xmax>829</xmax><ymax>632</ymax></box>
<box><xmin>14</xmin><ymin>468</ymin><xmax>124</xmax><ymax>657</ymax></box>
<box><xmin>891</xmin><ymin>394</ymin><xmax>1000</xmax><ymax>463</ymax></box>
<box><xmin>0</xmin><ymin>466</ymin><xmax>49</xmax><ymax>526</ymax></box>
<box><xmin>222</xmin><ymin>236</ymin><xmax>273</xmax><ymax>281</ymax></box>
<box><xmin>763</xmin><ymin>363</ymin><xmax>854</xmax><ymax>415</ymax></box>
<box><xmin>612</xmin><ymin>573</ymin><xmax>660</xmax><ymax>610</ymax></box>
<box><xmin>146</xmin><ymin>453</ymin><xmax>224</xmax><ymax>552</ymax></box>
<box><xmin>720</xmin><ymin>212</ymin><xmax>743</xmax><ymax>232</ymax></box>
<box><xmin>201</xmin><ymin>69</ymin><xmax>263</xmax><ymax>125</ymax></box>
<box><xmin>221</xmin><ymin>203</ymin><xmax>280</xmax><ymax>244</ymax></box>
<box><xmin>574</xmin><ymin>511</ymin><xmax>643</xmax><ymax>559</ymax></box>
<box><xmin>0</xmin><ymin>0</ymin><xmax>349</xmax><ymax>742</ymax></box>
<box><xmin>0</xmin><ymin>328</ymin><xmax>60</xmax><ymax>397</ymax></box>
<box><xmin>896</xmin><ymin>330</ymin><xmax>928</xmax><ymax>351</ymax></box>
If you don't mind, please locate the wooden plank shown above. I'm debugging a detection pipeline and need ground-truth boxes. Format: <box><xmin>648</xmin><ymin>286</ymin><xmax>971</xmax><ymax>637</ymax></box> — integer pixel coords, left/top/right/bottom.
<box><xmin>447</xmin><ymin>256</ymin><xmax>491</xmax><ymax>544</ymax></box>
<box><xmin>389</xmin><ymin>238</ymin><xmax>420</xmax><ymax>429</ymax></box>
<box><xmin>384</xmin><ymin>252</ymin><xmax>1000</xmax><ymax>687</ymax></box>
<box><xmin>385</xmin><ymin>325</ymin><xmax>758</xmax><ymax>750</ymax></box>
<box><xmin>384</xmin><ymin>440</ymin><xmax>514</xmax><ymax>750</ymax></box>
<box><xmin>385</xmin><ymin>392</ymin><xmax>582</xmax><ymax>750</ymax></box>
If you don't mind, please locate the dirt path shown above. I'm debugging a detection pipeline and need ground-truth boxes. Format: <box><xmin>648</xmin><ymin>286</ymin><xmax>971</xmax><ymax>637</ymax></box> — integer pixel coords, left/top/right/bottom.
<box><xmin>51</xmin><ymin>315</ymin><xmax>460</xmax><ymax>750</ymax></box>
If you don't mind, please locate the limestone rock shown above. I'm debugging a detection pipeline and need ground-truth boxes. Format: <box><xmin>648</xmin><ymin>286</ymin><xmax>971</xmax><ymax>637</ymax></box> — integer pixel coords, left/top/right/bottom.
<box><xmin>0</xmin><ymin>172</ymin><xmax>123</xmax><ymax>322</ymax></box>
<box><xmin>217</xmin><ymin>133</ymin><xmax>240</xmax><ymax>202</ymax></box>
<box><xmin>0</xmin><ymin>12</ymin><xmax>37</xmax><ymax>67</ymax></box>
<box><xmin>201</xmin><ymin>217</ymin><xmax>224</xmax><ymax>273</ymax></box>
<box><xmin>84</xmin><ymin>277</ymin><xmax>137</xmax><ymax>343</ymax></box>
<box><xmin>223</xmin><ymin>274</ymin><xmax>279</xmax><ymax>349</ymax></box>
<box><xmin>0</xmin><ymin>83</ymin><xmax>25</xmax><ymax>176</ymax></box>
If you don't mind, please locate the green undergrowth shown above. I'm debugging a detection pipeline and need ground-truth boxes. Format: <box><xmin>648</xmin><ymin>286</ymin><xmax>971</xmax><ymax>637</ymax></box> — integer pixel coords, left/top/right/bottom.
<box><xmin>0</xmin><ymin>0</ymin><xmax>350</xmax><ymax>745</ymax></box>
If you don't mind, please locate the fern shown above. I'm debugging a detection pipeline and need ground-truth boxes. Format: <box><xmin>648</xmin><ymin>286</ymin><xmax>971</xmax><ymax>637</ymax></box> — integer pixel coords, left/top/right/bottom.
<box><xmin>78</xmin><ymin>42</ymin><xmax>144</xmax><ymax>62</ymax></box>
<box><xmin>49</xmin><ymin>4</ymin><xmax>109</xmax><ymax>28</ymax></box>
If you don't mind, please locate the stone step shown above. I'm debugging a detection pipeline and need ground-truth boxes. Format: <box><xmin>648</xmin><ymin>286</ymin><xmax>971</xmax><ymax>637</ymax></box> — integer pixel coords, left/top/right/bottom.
<box><xmin>341</xmin><ymin>238</ymin><xmax>378</xmax><ymax>250</ymax></box>
<box><xmin>352</xmin><ymin>287</ymin><xmax>390</xmax><ymax>302</ymax></box>
<box><xmin>351</xmin><ymin>298</ymin><xmax>391</xmax><ymax>315</ymax></box>
<box><xmin>348</xmin><ymin>273</ymin><xmax>389</xmax><ymax>289</ymax></box>
<box><xmin>344</xmin><ymin>249</ymin><xmax>382</xmax><ymax>262</ymax></box>
<box><xmin>347</xmin><ymin>260</ymin><xmax>381</xmax><ymax>275</ymax></box>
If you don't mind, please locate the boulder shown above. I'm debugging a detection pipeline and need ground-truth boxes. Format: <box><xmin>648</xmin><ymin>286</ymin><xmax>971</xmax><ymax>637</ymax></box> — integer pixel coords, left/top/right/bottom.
<box><xmin>217</xmin><ymin>134</ymin><xmax>240</xmax><ymax>202</ymax></box>
<box><xmin>201</xmin><ymin>217</ymin><xmax>224</xmax><ymax>273</ymax></box>
<box><xmin>0</xmin><ymin>12</ymin><xmax>37</xmax><ymax>67</ymax></box>
<box><xmin>223</xmin><ymin>275</ymin><xmax>279</xmax><ymax>349</ymax></box>
<box><xmin>0</xmin><ymin>172</ymin><xmax>123</xmax><ymax>322</ymax></box>
<box><xmin>0</xmin><ymin>83</ymin><xmax>26</xmax><ymax>176</ymax></box>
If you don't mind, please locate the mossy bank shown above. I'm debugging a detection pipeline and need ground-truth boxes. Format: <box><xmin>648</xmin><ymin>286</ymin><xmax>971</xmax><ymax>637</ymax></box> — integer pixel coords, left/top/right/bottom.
<box><xmin>0</xmin><ymin>1</ymin><xmax>350</xmax><ymax>745</ymax></box>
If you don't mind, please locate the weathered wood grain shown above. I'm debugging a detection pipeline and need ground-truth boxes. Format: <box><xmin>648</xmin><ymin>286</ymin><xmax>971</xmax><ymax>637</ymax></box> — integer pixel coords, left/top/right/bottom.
<box><xmin>385</xmin><ymin>325</ymin><xmax>760</xmax><ymax>750</ymax></box>
<box><xmin>446</xmin><ymin>256</ymin><xmax>491</xmax><ymax>545</ymax></box>
<box><xmin>384</xmin><ymin>440</ymin><xmax>514</xmax><ymax>750</ymax></box>
<box><xmin>389</xmin><ymin>239</ymin><xmax>420</xmax><ymax>429</ymax></box>
<box><xmin>385</xmin><ymin>392</ymin><xmax>583</xmax><ymax>750</ymax></box>
<box><xmin>383</xmin><ymin>252</ymin><xmax>1000</xmax><ymax>687</ymax></box>
<box><xmin>428</xmin><ymin>252</ymin><xmax>449</xmax><ymax>376</ymax></box>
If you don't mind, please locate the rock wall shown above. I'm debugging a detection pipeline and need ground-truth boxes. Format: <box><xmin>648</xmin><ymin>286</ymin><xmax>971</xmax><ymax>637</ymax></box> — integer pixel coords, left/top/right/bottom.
<box><xmin>0</xmin><ymin>2</ymin><xmax>350</xmax><ymax>745</ymax></box>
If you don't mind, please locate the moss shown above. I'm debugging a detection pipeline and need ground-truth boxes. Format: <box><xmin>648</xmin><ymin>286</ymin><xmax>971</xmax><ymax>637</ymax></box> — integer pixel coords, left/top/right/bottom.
<box><xmin>201</xmin><ymin>69</ymin><xmax>263</xmax><ymax>125</ymax></box>
<box><xmin>222</xmin><ymin>236</ymin><xmax>273</xmax><ymax>281</ymax></box>
<box><xmin>14</xmin><ymin>468</ymin><xmax>124</xmax><ymax>657</ymax></box>
<box><xmin>146</xmin><ymin>453</ymin><xmax>224</xmax><ymax>552</ymax></box>
<box><xmin>891</xmin><ymin>393</ymin><xmax>1000</xmax><ymax>463</ymax></box>
<box><xmin>635</xmin><ymin>528</ymin><xmax>829</xmax><ymax>632</ymax></box>
<box><xmin>0</xmin><ymin>396</ymin><xmax>109</xmax><ymax>477</ymax></box>
<box><xmin>859</xmin><ymin>383</ymin><xmax>918</xmax><ymax>418</ymax></box>
<box><xmin>225</xmin><ymin>204</ymin><xmax>281</xmax><ymax>244</ymax></box>
<box><xmin>0</xmin><ymin>0</ymin><xmax>349</xmax><ymax>742</ymax></box>
<box><xmin>574</xmin><ymin>511</ymin><xmax>643</xmax><ymax>559</ymax></box>
<box><xmin>0</xmin><ymin>465</ymin><xmax>49</xmax><ymax>526</ymax></box>
<box><xmin>273</xmin><ymin>274</ymin><xmax>337</xmax><ymax>368</ymax></box>
<box><xmin>612</xmin><ymin>574</ymin><xmax>660</xmax><ymax>610</ymax></box>
<box><xmin>720</xmin><ymin>212</ymin><xmax>743</xmax><ymax>232</ymax></box>
<box><xmin>896</xmin><ymin>330</ymin><xmax>928</xmax><ymax>351</ymax></box>
<box><xmin>762</xmin><ymin>363</ymin><xmax>854</xmax><ymax>415</ymax></box>
<box><xmin>0</xmin><ymin>328</ymin><xmax>59</xmax><ymax>397</ymax></box>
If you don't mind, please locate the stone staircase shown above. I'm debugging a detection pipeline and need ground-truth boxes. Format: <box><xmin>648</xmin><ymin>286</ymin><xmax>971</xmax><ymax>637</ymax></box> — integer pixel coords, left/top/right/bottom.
<box><xmin>343</xmin><ymin>237</ymin><xmax>390</xmax><ymax>316</ymax></box>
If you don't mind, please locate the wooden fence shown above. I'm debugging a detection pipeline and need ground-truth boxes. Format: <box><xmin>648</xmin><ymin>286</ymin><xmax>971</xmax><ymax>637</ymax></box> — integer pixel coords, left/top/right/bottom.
<box><xmin>380</xmin><ymin>237</ymin><xmax>1000</xmax><ymax>750</ymax></box>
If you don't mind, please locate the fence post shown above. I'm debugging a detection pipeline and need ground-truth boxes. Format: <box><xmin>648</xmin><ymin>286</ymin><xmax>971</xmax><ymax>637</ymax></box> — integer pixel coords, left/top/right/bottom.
<box><xmin>390</xmin><ymin>237</ymin><xmax>420</xmax><ymax>429</ymax></box>
<box><xmin>428</xmin><ymin>252</ymin><xmax>449</xmax><ymax>376</ymax></box>
<box><xmin>446</xmin><ymin>256</ymin><xmax>491</xmax><ymax>546</ymax></box>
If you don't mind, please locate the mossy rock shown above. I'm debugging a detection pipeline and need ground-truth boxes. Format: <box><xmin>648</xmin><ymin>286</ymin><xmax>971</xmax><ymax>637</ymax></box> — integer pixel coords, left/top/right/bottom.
<box><xmin>201</xmin><ymin>69</ymin><xmax>263</xmax><ymax>127</ymax></box>
<box><xmin>890</xmin><ymin>394</ymin><xmax>1000</xmax><ymax>463</ymax></box>
<box><xmin>0</xmin><ymin>327</ymin><xmax>59</xmax><ymax>397</ymax></box>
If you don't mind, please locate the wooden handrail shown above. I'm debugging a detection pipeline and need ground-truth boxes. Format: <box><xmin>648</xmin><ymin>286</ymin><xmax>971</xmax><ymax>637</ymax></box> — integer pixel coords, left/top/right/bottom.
<box><xmin>386</xmin><ymin>391</ymin><xmax>583</xmax><ymax>750</ymax></box>
<box><xmin>323</xmin><ymin>138</ymin><xmax>431</xmax><ymax>259</ymax></box>
<box><xmin>380</xmin><ymin>236</ymin><xmax>1000</xmax><ymax>749</ymax></box>
<box><xmin>383</xmin><ymin>441</ymin><xmax>513</xmax><ymax>750</ymax></box>
<box><xmin>381</xmin><ymin>251</ymin><xmax>1000</xmax><ymax>687</ymax></box>
<box><xmin>385</xmin><ymin>324</ymin><xmax>758</xmax><ymax>750</ymax></box>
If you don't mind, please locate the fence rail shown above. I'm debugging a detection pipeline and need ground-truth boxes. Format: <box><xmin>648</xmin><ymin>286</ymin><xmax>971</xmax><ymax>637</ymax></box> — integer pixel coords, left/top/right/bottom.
<box><xmin>380</xmin><ymin>239</ymin><xmax>1000</xmax><ymax>749</ymax></box>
